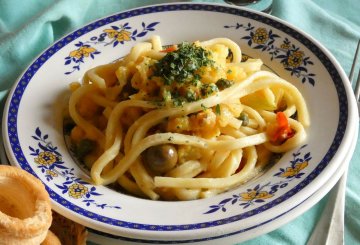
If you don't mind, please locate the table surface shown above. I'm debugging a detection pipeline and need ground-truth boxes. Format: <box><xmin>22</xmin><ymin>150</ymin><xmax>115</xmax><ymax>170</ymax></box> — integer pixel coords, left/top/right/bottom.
<box><xmin>0</xmin><ymin>0</ymin><xmax>359</xmax><ymax>244</ymax></box>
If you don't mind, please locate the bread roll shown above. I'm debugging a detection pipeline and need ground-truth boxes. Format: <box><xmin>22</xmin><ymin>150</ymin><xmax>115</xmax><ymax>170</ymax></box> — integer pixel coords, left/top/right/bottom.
<box><xmin>0</xmin><ymin>165</ymin><xmax>52</xmax><ymax>245</ymax></box>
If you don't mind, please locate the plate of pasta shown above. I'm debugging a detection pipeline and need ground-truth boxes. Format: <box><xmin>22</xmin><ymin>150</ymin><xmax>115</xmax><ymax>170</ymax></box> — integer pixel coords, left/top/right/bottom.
<box><xmin>2</xmin><ymin>2</ymin><xmax>358</xmax><ymax>244</ymax></box>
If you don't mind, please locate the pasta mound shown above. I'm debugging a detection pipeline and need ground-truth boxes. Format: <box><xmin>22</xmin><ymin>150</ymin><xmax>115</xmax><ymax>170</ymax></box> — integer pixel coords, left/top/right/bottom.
<box><xmin>65</xmin><ymin>36</ymin><xmax>310</xmax><ymax>200</ymax></box>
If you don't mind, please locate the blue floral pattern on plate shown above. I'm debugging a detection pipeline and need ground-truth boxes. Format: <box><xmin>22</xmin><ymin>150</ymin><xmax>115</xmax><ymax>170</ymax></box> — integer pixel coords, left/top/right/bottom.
<box><xmin>64</xmin><ymin>21</ymin><xmax>160</xmax><ymax>74</ymax></box>
<box><xmin>225</xmin><ymin>22</ymin><xmax>316</xmax><ymax>85</ymax></box>
<box><xmin>29</xmin><ymin>127</ymin><xmax>121</xmax><ymax>210</ymax></box>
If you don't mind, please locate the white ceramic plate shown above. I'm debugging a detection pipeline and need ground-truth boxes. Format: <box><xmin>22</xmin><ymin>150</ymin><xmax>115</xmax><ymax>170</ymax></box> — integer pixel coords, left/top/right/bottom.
<box><xmin>2</xmin><ymin>3</ymin><xmax>358</xmax><ymax>243</ymax></box>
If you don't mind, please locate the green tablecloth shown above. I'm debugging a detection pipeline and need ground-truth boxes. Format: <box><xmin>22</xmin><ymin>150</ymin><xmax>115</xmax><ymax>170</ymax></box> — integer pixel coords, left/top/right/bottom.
<box><xmin>0</xmin><ymin>0</ymin><xmax>359</xmax><ymax>244</ymax></box>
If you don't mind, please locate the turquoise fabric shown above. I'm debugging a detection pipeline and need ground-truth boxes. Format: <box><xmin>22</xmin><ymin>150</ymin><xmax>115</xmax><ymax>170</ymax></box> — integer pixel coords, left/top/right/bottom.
<box><xmin>0</xmin><ymin>0</ymin><xmax>359</xmax><ymax>244</ymax></box>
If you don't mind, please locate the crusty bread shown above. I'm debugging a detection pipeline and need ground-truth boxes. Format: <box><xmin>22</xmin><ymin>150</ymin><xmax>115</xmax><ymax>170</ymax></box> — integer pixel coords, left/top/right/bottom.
<box><xmin>0</xmin><ymin>165</ymin><xmax>52</xmax><ymax>245</ymax></box>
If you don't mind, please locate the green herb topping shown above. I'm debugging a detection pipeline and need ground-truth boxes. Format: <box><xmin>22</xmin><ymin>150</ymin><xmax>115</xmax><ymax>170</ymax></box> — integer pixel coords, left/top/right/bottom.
<box><xmin>201</xmin><ymin>83</ymin><xmax>219</xmax><ymax>97</ymax></box>
<box><xmin>215</xmin><ymin>104</ymin><xmax>221</xmax><ymax>115</ymax></box>
<box><xmin>153</xmin><ymin>42</ymin><xmax>214</xmax><ymax>85</ymax></box>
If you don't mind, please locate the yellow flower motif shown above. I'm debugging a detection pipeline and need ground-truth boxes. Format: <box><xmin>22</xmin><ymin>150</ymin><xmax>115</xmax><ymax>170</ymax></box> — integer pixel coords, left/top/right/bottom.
<box><xmin>103</xmin><ymin>29</ymin><xmax>118</xmax><ymax>38</ymax></box>
<box><xmin>286</xmin><ymin>50</ymin><xmax>304</xmax><ymax>68</ymax></box>
<box><xmin>252</xmin><ymin>28</ymin><xmax>269</xmax><ymax>44</ymax></box>
<box><xmin>68</xmin><ymin>183</ymin><xmax>88</xmax><ymax>199</ymax></box>
<box><xmin>45</xmin><ymin>170</ymin><xmax>58</xmax><ymax>177</ymax></box>
<box><xmin>69</xmin><ymin>46</ymin><xmax>97</xmax><ymax>60</ymax></box>
<box><xmin>240</xmin><ymin>190</ymin><xmax>273</xmax><ymax>201</ymax></box>
<box><xmin>34</xmin><ymin>151</ymin><xmax>56</xmax><ymax>166</ymax></box>
<box><xmin>281</xmin><ymin>161</ymin><xmax>308</xmax><ymax>178</ymax></box>
<box><xmin>280</xmin><ymin>43</ymin><xmax>290</xmax><ymax>49</ymax></box>
<box><xmin>103</xmin><ymin>29</ymin><xmax>132</xmax><ymax>42</ymax></box>
<box><xmin>256</xmin><ymin>191</ymin><xmax>274</xmax><ymax>199</ymax></box>
<box><xmin>116</xmin><ymin>30</ymin><xmax>131</xmax><ymax>42</ymax></box>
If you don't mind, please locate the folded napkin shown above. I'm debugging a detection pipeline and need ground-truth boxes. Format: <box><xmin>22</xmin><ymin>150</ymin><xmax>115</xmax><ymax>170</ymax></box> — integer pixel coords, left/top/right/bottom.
<box><xmin>0</xmin><ymin>0</ymin><xmax>359</xmax><ymax>244</ymax></box>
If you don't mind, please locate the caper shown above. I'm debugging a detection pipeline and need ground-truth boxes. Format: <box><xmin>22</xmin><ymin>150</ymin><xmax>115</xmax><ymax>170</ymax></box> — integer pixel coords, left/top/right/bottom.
<box><xmin>76</xmin><ymin>139</ymin><xmax>96</xmax><ymax>160</ymax></box>
<box><xmin>239</xmin><ymin>112</ymin><xmax>249</xmax><ymax>126</ymax></box>
<box><xmin>142</xmin><ymin>144</ymin><xmax>178</xmax><ymax>174</ymax></box>
<box><xmin>63</xmin><ymin>117</ymin><xmax>75</xmax><ymax>135</ymax></box>
<box><xmin>216</xmin><ymin>78</ymin><xmax>234</xmax><ymax>90</ymax></box>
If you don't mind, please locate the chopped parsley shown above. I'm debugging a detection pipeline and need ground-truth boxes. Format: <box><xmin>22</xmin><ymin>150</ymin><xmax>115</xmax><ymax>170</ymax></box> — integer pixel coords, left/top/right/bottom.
<box><xmin>185</xmin><ymin>89</ymin><xmax>197</xmax><ymax>102</ymax></box>
<box><xmin>215</xmin><ymin>104</ymin><xmax>221</xmax><ymax>115</ymax></box>
<box><xmin>150</xmin><ymin>42</ymin><xmax>232</xmax><ymax>107</ymax></box>
<box><xmin>201</xmin><ymin>103</ymin><xmax>208</xmax><ymax>110</ymax></box>
<box><xmin>153</xmin><ymin>42</ymin><xmax>214</xmax><ymax>85</ymax></box>
<box><xmin>173</xmin><ymin>97</ymin><xmax>186</xmax><ymax>107</ymax></box>
<box><xmin>201</xmin><ymin>83</ymin><xmax>219</xmax><ymax>97</ymax></box>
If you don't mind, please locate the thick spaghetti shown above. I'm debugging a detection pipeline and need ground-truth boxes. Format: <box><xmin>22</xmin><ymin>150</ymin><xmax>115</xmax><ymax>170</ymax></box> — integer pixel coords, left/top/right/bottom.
<box><xmin>65</xmin><ymin>36</ymin><xmax>309</xmax><ymax>200</ymax></box>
